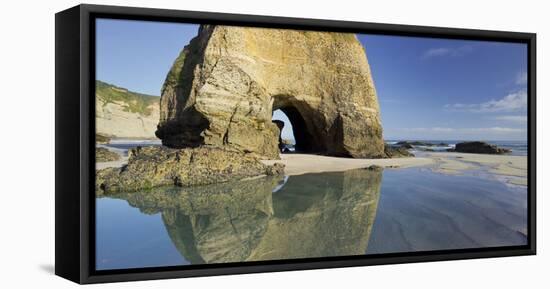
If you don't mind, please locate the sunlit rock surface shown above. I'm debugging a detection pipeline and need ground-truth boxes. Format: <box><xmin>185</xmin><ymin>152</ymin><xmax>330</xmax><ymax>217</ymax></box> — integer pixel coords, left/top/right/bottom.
<box><xmin>156</xmin><ymin>25</ymin><xmax>384</xmax><ymax>159</ymax></box>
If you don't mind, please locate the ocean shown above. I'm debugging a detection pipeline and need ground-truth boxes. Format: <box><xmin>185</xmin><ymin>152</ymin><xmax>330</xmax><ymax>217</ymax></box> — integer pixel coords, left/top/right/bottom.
<box><xmin>385</xmin><ymin>140</ymin><xmax>528</xmax><ymax>156</ymax></box>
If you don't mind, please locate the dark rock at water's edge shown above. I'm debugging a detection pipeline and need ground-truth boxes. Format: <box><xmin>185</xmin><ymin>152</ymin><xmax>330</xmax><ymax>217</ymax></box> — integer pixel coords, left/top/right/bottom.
<box><xmin>395</xmin><ymin>141</ymin><xmax>448</xmax><ymax>147</ymax></box>
<box><xmin>384</xmin><ymin>144</ymin><xmax>414</xmax><ymax>158</ymax></box>
<box><xmin>96</xmin><ymin>146</ymin><xmax>285</xmax><ymax>195</ymax></box>
<box><xmin>96</xmin><ymin>133</ymin><xmax>111</xmax><ymax>144</ymax></box>
<box><xmin>396</xmin><ymin>142</ymin><xmax>413</xmax><ymax>149</ymax></box>
<box><xmin>96</xmin><ymin>147</ymin><xmax>120</xmax><ymax>162</ymax></box>
<box><xmin>449</xmin><ymin>141</ymin><xmax>511</xmax><ymax>154</ymax></box>
<box><xmin>364</xmin><ymin>165</ymin><xmax>384</xmax><ymax>171</ymax></box>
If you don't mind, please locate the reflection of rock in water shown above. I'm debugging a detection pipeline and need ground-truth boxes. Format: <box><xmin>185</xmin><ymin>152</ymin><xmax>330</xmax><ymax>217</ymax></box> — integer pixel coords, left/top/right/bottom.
<box><xmin>253</xmin><ymin>169</ymin><xmax>382</xmax><ymax>261</ymax></box>
<box><xmin>110</xmin><ymin>169</ymin><xmax>382</xmax><ymax>264</ymax></box>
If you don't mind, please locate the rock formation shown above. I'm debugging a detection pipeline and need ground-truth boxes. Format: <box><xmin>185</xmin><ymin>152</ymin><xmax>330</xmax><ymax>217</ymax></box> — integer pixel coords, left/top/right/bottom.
<box><xmin>95</xmin><ymin>146</ymin><xmax>284</xmax><ymax>194</ymax></box>
<box><xmin>95</xmin><ymin>133</ymin><xmax>111</xmax><ymax>144</ymax></box>
<box><xmin>272</xmin><ymin>120</ymin><xmax>285</xmax><ymax>152</ymax></box>
<box><xmin>108</xmin><ymin>168</ymin><xmax>382</xmax><ymax>263</ymax></box>
<box><xmin>96</xmin><ymin>81</ymin><xmax>160</xmax><ymax>140</ymax></box>
<box><xmin>95</xmin><ymin>147</ymin><xmax>121</xmax><ymax>162</ymax></box>
<box><xmin>384</xmin><ymin>144</ymin><xmax>414</xmax><ymax>158</ymax></box>
<box><xmin>395</xmin><ymin>141</ymin><xmax>448</xmax><ymax>148</ymax></box>
<box><xmin>156</xmin><ymin>25</ymin><xmax>384</xmax><ymax>159</ymax></box>
<box><xmin>451</xmin><ymin>141</ymin><xmax>511</xmax><ymax>154</ymax></box>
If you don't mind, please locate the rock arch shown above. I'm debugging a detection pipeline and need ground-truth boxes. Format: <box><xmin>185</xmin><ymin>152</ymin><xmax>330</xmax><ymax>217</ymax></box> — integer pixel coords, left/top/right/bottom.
<box><xmin>156</xmin><ymin>25</ymin><xmax>385</xmax><ymax>159</ymax></box>
<box><xmin>272</xmin><ymin>95</ymin><xmax>316</xmax><ymax>153</ymax></box>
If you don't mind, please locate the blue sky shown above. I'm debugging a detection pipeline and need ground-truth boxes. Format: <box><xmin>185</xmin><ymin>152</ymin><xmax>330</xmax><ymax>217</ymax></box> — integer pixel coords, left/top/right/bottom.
<box><xmin>96</xmin><ymin>19</ymin><xmax>528</xmax><ymax>141</ymax></box>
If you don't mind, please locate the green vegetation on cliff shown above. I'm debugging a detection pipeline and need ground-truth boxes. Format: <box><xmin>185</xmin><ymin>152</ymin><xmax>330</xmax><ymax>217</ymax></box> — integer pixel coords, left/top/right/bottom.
<box><xmin>96</xmin><ymin>80</ymin><xmax>159</xmax><ymax>116</ymax></box>
<box><xmin>162</xmin><ymin>48</ymin><xmax>187</xmax><ymax>94</ymax></box>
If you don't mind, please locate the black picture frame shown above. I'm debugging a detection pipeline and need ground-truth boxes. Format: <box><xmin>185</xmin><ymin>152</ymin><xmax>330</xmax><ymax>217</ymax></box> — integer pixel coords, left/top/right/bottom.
<box><xmin>55</xmin><ymin>4</ymin><xmax>536</xmax><ymax>284</ymax></box>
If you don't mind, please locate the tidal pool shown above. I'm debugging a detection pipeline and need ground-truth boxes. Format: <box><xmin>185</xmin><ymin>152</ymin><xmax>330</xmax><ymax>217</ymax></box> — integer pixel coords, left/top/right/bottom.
<box><xmin>96</xmin><ymin>167</ymin><xmax>527</xmax><ymax>270</ymax></box>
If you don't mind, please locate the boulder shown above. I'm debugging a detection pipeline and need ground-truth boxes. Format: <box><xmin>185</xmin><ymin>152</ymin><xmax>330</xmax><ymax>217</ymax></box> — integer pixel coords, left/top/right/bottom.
<box><xmin>95</xmin><ymin>147</ymin><xmax>120</xmax><ymax>162</ymax></box>
<box><xmin>452</xmin><ymin>141</ymin><xmax>511</xmax><ymax>154</ymax></box>
<box><xmin>96</xmin><ymin>146</ymin><xmax>285</xmax><ymax>194</ymax></box>
<box><xmin>156</xmin><ymin>25</ymin><xmax>384</xmax><ymax>159</ymax></box>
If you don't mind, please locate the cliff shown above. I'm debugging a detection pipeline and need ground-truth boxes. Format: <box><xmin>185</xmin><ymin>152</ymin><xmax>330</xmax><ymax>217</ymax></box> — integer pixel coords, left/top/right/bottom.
<box><xmin>95</xmin><ymin>80</ymin><xmax>160</xmax><ymax>140</ymax></box>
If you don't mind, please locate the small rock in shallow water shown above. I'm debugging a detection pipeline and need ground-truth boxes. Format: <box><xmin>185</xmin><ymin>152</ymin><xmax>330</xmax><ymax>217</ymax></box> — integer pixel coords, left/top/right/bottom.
<box><xmin>364</xmin><ymin>165</ymin><xmax>384</xmax><ymax>171</ymax></box>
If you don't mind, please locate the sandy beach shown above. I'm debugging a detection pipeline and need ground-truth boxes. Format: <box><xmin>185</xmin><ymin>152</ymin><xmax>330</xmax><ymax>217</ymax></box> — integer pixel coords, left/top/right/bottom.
<box><xmin>261</xmin><ymin>154</ymin><xmax>434</xmax><ymax>175</ymax></box>
<box><xmin>261</xmin><ymin>152</ymin><xmax>527</xmax><ymax>187</ymax></box>
<box><xmin>96</xmin><ymin>144</ymin><xmax>527</xmax><ymax>187</ymax></box>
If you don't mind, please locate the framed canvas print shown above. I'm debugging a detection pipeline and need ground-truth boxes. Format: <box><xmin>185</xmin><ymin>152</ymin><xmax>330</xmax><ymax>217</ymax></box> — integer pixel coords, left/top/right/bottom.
<box><xmin>55</xmin><ymin>4</ymin><xmax>536</xmax><ymax>284</ymax></box>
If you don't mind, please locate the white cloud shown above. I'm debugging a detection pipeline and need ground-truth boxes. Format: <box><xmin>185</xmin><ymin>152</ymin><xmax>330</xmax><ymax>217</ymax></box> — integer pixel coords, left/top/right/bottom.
<box><xmin>492</xmin><ymin>115</ymin><xmax>527</xmax><ymax>124</ymax></box>
<box><xmin>406</xmin><ymin>127</ymin><xmax>455</xmax><ymax>133</ymax></box>
<box><xmin>516</xmin><ymin>71</ymin><xmax>528</xmax><ymax>85</ymax></box>
<box><xmin>400</xmin><ymin>127</ymin><xmax>525</xmax><ymax>134</ymax></box>
<box><xmin>445</xmin><ymin>90</ymin><xmax>527</xmax><ymax>113</ymax></box>
<box><xmin>423</xmin><ymin>48</ymin><xmax>451</xmax><ymax>58</ymax></box>
<box><xmin>422</xmin><ymin>45</ymin><xmax>474</xmax><ymax>59</ymax></box>
<box><xmin>387</xmin><ymin>125</ymin><xmax>527</xmax><ymax>141</ymax></box>
<box><xmin>463</xmin><ymin>127</ymin><xmax>526</xmax><ymax>134</ymax></box>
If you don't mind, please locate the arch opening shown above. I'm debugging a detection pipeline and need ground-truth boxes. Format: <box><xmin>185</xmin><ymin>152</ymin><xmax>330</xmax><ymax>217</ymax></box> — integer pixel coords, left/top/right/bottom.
<box><xmin>271</xmin><ymin>105</ymin><xmax>316</xmax><ymax>154</ymax></box>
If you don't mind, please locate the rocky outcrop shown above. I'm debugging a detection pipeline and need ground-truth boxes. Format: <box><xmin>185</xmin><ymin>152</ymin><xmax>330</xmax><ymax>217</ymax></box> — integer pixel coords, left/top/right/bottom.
<box><xmin>384</xmin><ymin>144</ymin><xmax>414</xmax><ymax>158</ymax></box>
<box><xmin>156</xmin><ymin>25</ymin><xmax>384</xmax><ymax>159</ymax></box>
<box><xmin>96</xmin><ymin>81</ymin><xmax>160</xmax><ymax>140</ymax></box>
<box><xmin>108</xmin><ymin>168</ymin><xmax>382</xmax><ymax>263</ymax></box>
<box><xmin>96</xmin><ymin>147</ymin><xmax>120</xmax><ymax>162</ymax></box>
<box><xmin>95</xmin><ymin>146</ymin><xmax>285</xmax><ymax>194</ymax></box>
<box><xmin>395</xmin><ymin>141</ymin><xmax>448</xmax><ymax>147</ymax></box>
<box><xmin>96</xmin><ymin>133</ymin><xmax>111</xmax><ymax>144</ymax></box>
<box><xmin>451</xmin><ymin>141</ymin><xmax>511</xmax><ymax>154</ymax></box>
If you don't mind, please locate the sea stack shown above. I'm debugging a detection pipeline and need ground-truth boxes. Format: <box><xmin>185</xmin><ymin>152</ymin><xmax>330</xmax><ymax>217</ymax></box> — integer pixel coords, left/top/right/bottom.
<box><xmin>156</xmin><ymin>25</ymin><xmax>384</xmax><ymax>159</ymax></box>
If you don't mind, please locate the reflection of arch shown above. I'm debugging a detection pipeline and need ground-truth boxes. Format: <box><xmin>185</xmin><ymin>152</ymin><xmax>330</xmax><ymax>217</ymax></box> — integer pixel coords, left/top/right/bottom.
<box><xmin>112</xmin><ymin>168</ymin><xmax>382</xmax><ymax>264</ymax></box>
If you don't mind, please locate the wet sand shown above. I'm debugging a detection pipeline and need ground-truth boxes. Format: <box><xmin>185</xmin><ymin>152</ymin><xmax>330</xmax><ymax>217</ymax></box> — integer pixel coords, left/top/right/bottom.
<box><xmin>424</xmin><ymin>152</ymin><xmax>527</xmax><ymax>186</ymax></box>
<box><xmin>95</xmin><ymin>144</ymin><xmax>527</xmax><ymax>187</ymax></box>
<box><xmin>261</xmin><ymin>152</ymin><xmax>527</xmax><ymax>186</ymax></box>
<box><xmin>261</xmin><ymin>154</ymin><xmax>434</xmax><ymax>175</ymax></box>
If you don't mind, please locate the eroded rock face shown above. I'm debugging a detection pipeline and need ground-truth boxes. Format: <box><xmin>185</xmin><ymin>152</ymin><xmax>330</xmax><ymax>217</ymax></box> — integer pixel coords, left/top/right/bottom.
<box><xmin>95</xmin><ymin>146</ymin><xmax>284</xmax><ymax>194</ymax></box>
<box><xmin>156</xmin><ymin>25</ymin><xmax>384</xmax><ymax>159</ymax></box>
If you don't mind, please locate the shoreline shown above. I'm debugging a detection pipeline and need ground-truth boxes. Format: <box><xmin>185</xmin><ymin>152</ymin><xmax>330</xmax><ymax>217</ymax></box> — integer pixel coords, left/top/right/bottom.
<box><xmin>261</xmin><ymin>152</ymin><xmax>527</xmax><ymax>187</ymax></box>
<box><xmin>95</xmin><ymin>144</ymin><xmax>527</xmax><ymax>187</ymax></box>
<box><xmin>261</xmin><ymin>154</ymin><xmax>434</xmax><ymax>175</ymax></box>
